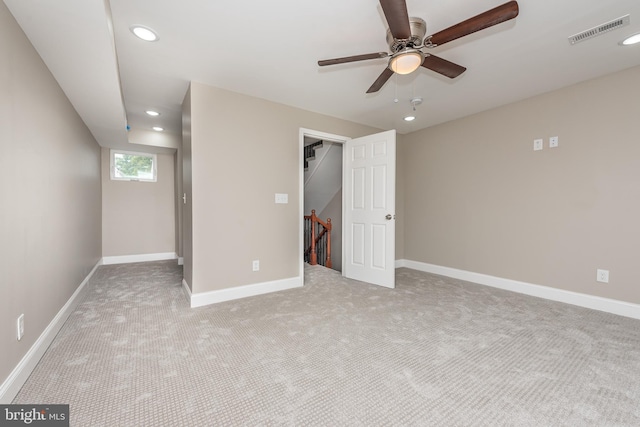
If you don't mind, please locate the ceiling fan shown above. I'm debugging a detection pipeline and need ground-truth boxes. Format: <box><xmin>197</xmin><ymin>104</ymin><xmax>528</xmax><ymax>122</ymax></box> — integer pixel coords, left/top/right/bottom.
<box><xmin>318</xmin><ymin>0</ymin><xmax>519</xmax><ymax>93</ymax></box>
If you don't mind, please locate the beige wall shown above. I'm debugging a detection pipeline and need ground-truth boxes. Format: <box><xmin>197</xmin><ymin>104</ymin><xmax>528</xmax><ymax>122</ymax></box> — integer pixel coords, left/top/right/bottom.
<box><xmin>185</xmin><ymin>83</ymin><xmax>385</xmax><ymax>294</ymax></box>
<box><xmin>0</xmin><ymin>2</ymin><xmax>101</xmax><ymax>387</ymax></box>
<box><xmin>402</xmin><ymin>65</ymin><xmax>640</xmax><ymax>304</ymax></box>
<box><xmin>181</xmin><ymin>87</ymin><xmax>193</xmax><ymax>289</ymax></box>
<box><xmin>174</xmin><ymin>149</ymin><xmax>183</xmax><ymax>259</ymax></box>
<box><xmin>395</xmin><ymin>134</ymin><xmax>406</xmax><ymax>261</ymax></box>
<box><xmin>101</xmin><ymin>148</ymin><xmax>176</xmax><ymax>257</ymax></box>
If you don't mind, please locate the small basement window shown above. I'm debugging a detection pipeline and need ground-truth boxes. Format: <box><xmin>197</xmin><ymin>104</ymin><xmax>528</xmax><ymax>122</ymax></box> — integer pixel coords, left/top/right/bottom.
<box><xmin>110</xmin><ymin>150</ymin><xmax>157</xmax><ymax>182</ymax></box>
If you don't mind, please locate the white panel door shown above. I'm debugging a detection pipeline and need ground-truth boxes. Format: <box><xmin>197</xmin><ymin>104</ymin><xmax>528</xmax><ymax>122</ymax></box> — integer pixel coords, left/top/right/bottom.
<box><xmin>344</xmin><ymin>130</ymin><xmax>396</xmax><ymax>288</ymax></box>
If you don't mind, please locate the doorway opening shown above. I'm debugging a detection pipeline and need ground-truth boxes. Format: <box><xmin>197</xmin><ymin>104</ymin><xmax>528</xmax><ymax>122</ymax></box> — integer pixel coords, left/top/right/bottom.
<box><xmin>299</xmin><ymin>129</ymin><xmax>349</xmax><ymax>277</ymax></box>
<box><xmin>304</xmin><ymin>137</ymin><xmax>343</xmax><ymax>272</ymax></box>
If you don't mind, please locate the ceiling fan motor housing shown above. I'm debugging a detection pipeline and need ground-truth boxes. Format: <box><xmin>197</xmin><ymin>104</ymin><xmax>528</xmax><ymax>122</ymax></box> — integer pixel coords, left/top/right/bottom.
<box><xmin>386</xmin><ymin>17</ymin><xmax>426</xmax><ymax>51</ymax></box>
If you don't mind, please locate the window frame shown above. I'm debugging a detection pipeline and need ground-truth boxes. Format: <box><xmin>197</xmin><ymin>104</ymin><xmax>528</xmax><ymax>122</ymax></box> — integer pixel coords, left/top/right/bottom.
<box><xmin>110</xmin><ymin>149</ymin><xmax>158</xmax><ymax>182</ymax></box>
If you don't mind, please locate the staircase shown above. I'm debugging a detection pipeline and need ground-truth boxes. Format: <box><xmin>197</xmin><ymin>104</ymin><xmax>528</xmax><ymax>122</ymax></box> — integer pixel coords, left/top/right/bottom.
<box><xmin>304</xmin><ymin>140</ymin><xmax>323</xmax><ymax>170</ymax></box>
<box><xmin>304</xmin><ymin>141</ymin><xmax>342</xmax><ymax>214</ymax></box>
<box><xmin>303</xmin><ymin>139</ymin><xmax>343</xmax><ymax>271</ymax></box>
<box><xmin>304</xmin><ymin>209</ymin><xmax>332</xmax><ymax>268</ymax></box>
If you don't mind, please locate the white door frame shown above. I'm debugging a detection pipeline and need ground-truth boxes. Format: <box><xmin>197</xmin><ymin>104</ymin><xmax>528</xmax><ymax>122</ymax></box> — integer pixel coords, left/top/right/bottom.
<box><xmin>299</xmin><ymin>128</ymin><xmax>350</xmax><ymax>278</ymax></box>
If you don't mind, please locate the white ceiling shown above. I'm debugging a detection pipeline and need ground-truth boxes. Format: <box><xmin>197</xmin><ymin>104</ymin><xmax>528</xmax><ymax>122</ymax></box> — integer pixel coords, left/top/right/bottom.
<box><xmin>5</xmin><ymin>0</ymin><xmax>640</xmax><ymax>151</ymax></box>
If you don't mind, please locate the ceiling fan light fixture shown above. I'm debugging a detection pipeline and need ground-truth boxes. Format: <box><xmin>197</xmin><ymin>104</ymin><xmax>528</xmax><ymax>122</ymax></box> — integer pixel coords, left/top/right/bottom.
<box><xmin>389</xmin><ymin>50</ymin><xmax>424</xmax><ymax>75</ymax></box>
<box><xmin>404</xmin><ymin>115</ymin><xmax>416</xmax><ymax>122</ymax></box>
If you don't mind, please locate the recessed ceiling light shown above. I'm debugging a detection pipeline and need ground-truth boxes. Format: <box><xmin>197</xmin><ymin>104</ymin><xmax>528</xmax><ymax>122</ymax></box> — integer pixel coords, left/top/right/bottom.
<box><xmin>145</xmin><ymin>110</ymin><xmax>160</xmax><ymax>116</ymax></box>
<box><xmin>620</xmin><ymin>32</ymin><xmax>640</xmax><ymax>46</ymax></box>
<box><xmin>404</xmin><ymin>116</ymin><xmax>416</xmax><ymax>122</ymax></box>
<box><xmin>152</xmin><ymin>126</ymin><xmax>164</xmax><ymax>132</ymax></box>
<box><xmin>130</xmin><ymin>26</ymin><xmax>159</xmax><ymax>42</ymax></box>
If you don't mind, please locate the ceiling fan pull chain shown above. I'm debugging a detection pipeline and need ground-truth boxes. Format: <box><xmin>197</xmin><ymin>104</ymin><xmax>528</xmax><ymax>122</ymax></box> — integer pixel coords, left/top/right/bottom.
<box><xmin>394</xmin><ymin>73</ymin><xmax>398</xmax><ymax>103</ymax></box>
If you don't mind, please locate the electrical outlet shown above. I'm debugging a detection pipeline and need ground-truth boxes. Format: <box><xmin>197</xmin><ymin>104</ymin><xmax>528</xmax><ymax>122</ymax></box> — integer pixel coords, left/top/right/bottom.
<box><xmin>596</xmin><ymin>269</ymin><xmax>609</xmax><ymax>283</ymax></box>
<box><xmin>549</xmin><ymin>136</ymin><xmax>559</xmax><ymax>148</ymax></box>
<box><xmin>533</xmin><ymin>139</ymin><xmax>543</xmax><ymax>151</ymax></box>
<box><xmin>17</xmin><ymin>314</ymin><xmax>24</xmax><ymax>341</ymax></box>
<box><xmin>252</xmin><ymin>260</ymin><xmax>260</xmax><ymax>271</ymax></box>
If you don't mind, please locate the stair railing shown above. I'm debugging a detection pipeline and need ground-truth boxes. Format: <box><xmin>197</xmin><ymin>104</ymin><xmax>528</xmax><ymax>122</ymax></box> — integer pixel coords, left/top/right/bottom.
<box><xmin>304</xmin><ymin>209</ymin><xmax>332</xmax><ymax>268</ymax></box>
<box><xmin>304</xmin><ymin>140</ymin><xmax>323</xmax><ymax>170</ymax></box>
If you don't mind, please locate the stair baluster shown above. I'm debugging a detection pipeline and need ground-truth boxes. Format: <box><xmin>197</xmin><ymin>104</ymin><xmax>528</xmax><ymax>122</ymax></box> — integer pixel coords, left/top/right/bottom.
<box><xmin>303</xmin><ymin>209</ymin><xmax>332</xmax><ymax>268</ymax></box>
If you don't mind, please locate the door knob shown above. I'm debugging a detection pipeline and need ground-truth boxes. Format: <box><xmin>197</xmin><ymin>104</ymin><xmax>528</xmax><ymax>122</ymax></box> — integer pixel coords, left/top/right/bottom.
<box><xmin>385</xmin><ymin>214</ymin><xmax>393</xmax><ymax>220</ymax></box>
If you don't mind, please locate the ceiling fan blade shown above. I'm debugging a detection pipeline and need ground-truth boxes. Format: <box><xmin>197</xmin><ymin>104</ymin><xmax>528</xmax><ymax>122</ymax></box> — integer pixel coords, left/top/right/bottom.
<box><xmin>429</xmin><ymin>1</ymin><xmax>519</xmax><ymax>46</ymax></box>
<box><xmin>366</xmin><ymin>68</ymin><xmax>394</xmax><ymax>93</ymax></box>
<box><xmin>421</xmin><ymin>55</ymin><xmax>466</xmax><ymax>79</ymax></box>
<box><xmin>380</xmin><ymin>0</ymin><xmax>411</xmax><ymax>40</ymax></box>
<box><xmin>318</xmin><ymin>52</ymin><xmax>389</xmax><ymax>67</ymax></box>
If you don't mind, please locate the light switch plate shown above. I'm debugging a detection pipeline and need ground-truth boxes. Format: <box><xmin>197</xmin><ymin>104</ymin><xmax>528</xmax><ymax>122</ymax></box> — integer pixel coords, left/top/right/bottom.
<box><xmin>275</xmin><ymin>193</ymin><xmax>288</xmax><ymax>204</ymax></box>
<box><xmin>533</xmin><ymin>139</ymin><xmax>543</xmax><ymax>151</ymax></box>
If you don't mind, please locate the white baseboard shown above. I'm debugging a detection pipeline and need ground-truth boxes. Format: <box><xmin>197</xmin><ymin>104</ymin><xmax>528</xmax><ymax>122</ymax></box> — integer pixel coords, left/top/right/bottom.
<box><xmin>0</xmin><ymin>260</ymin><xmax>102</xmax><ymax>404</ymax></box>
<box><xmin>101</xmin><ymin>252</ymin><xmax>177</xmax><ymax>265</ymax></box>
<box><xmin>189</xmin><ymin>276</ymin><xmax>303</xmax><ymax>308</ymax></box>
<box><xmin>396</xmin><ymin>259</ymin><xmax>640</xmax><ymax>320</ymax></box>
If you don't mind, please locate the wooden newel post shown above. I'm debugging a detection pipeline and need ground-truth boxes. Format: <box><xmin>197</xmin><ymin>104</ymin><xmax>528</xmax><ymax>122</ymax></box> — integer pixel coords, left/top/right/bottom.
<box><xmin>310</xmin><ymin>209</ymin><xmax>317</xmax><ymax>265</ymax></box>
<box><xmin>325</xmin><ymin>218</ymin><xmax>332</xmax><ymax>268</ymax></box>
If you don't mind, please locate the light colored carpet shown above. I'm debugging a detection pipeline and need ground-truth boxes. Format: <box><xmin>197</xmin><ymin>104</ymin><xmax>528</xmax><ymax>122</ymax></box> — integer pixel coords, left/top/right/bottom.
<box><xmin>14</xmin><ymin>261</ymin><xmax>640</xmax><ymax>426</ymax></box>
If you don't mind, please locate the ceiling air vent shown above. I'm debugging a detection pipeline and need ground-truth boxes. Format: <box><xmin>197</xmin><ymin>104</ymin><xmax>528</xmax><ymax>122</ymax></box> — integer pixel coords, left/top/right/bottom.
<box><xmin>568</xmin><ymin>14</ymin><xmax>630</xmax><ymax>45</ymax></box>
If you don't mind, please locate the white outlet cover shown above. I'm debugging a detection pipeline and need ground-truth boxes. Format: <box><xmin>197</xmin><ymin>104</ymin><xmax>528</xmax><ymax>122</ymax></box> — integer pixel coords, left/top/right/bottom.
<box><xmin>549</xmin><ymin>136</ymin><xmax>559</xmax><ymax>148</ymax></box>
<box><xmin>534</xmin><ymin>139</ymin><xmax>543</xmax><ymax>151</ymax></box>
<box><xmin>596</xmin><ymin>269</ymin><xmax>609</xmax><ymax>283</ymax></box>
